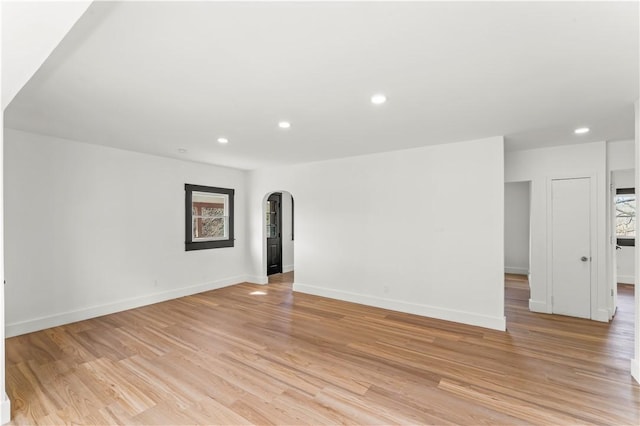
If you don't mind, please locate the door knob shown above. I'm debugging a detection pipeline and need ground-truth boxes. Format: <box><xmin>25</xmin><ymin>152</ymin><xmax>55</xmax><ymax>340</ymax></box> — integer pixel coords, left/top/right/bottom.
<box><xmin>580</xmin><ymin>256</ymin><xmax>589</xmax><ymax>262</ymax></box>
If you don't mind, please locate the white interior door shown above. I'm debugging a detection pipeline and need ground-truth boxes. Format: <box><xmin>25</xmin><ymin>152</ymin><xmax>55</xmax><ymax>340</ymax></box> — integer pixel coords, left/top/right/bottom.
<box><xmin>551</xmin><ymin>177</ymin><xmax>592</xmax><ymax>319</ymax></box>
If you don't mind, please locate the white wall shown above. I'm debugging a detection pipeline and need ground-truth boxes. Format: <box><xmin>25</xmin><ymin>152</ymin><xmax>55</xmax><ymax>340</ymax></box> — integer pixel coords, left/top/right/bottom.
<box><xmin>249</xmin><ymin>136</ymin><xmax>506</xmax><ymax>330</ymax></box>
<box><xmin>613</xmin><ymin>168</ymin><xmax>635</xmax><ymax>285</ymax></box>
<box><xmin>616</xmin><ymin>246</ymin><xmax>635</xmax><ymax>284</ymax></box>
<box><xmin>3</xmin><ymin>129</ymin><xmax>250</xmax><ymax>337</ymax></box>
<box><xmin>281</xmin><ymin>192</ymin><xmax>294</xmax><ymax>272</ymax></box>
<box><xmin>607</xmin><ymin>139</ymin><xmax>635</xmax><ymax>171</ymax></box>
<box><xmin>504</xmin><ymin>182</ymin><xmax>530</xmax><ymax>275</ymax></box>
<box><xmin>505</xmin><ymin>141</ymin><xmax>609</xmax><ymax>321</ymax></box>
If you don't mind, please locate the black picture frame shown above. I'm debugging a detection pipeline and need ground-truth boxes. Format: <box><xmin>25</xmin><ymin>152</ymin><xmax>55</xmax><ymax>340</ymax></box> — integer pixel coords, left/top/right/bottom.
<box><xmin>185</xmin><ymin>184</ymin><xmax>234</xmax><ymax>251</ymax></box>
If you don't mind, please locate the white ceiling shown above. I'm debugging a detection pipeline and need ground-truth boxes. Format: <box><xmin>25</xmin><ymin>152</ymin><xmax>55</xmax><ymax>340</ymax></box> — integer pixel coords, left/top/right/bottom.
<box><xmin>4</xmin><ymin>1</ymin><xmax>639</xmax><ymax>170</ymax></box>
<box><xmin>1</xmin><ymin>0</ymin><xmax>92</xmax><ymax>109</ymax></box>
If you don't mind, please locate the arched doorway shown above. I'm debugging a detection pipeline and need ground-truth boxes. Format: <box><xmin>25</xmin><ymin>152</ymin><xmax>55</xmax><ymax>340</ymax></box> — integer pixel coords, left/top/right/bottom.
<box><xmin>263</xmin><ymin>190</ymin><xmax>294</xmax><ymax>277</ymax></box>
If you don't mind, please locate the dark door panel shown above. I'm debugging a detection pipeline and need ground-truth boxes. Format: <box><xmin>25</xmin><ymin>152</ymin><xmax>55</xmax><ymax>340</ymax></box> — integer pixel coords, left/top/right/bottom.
<box><xmin>267</xmin><ymin>193</ymin><xmax>282</xmax><ymax>275</ymax></box>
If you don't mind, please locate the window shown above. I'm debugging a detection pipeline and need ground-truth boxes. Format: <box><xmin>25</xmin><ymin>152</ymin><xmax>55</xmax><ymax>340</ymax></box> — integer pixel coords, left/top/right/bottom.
<box><xmin>185</xmin><ymin>184</ymin><xmax>234</xmax><ymax>250</ymax></box>
<box><xmin>616</xmin><ymin>187</ymin><xmax>635</xmax><ymax>247</ymax></box>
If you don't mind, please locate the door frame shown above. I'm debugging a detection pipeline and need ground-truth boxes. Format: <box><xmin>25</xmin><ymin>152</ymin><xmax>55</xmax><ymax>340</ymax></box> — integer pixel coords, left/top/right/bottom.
<box><xmin>610</xmin><ymin>170</ymin><xmax>617</xmax><ymax>318</ymax></box>
<box><xmin>546</xmin><ymin>173</ymin><xmax>598</xmax><ymax>319</ymax></box>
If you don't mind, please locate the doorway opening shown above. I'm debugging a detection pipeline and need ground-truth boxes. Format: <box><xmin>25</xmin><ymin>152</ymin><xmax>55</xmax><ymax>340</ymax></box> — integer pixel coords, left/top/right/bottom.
<box><xmin>504</xmin><ymin>181</ymin><xmax>531</xmax><ymax>277</ymax></box>
<box><xmin>504</xmin><ymin>181</ymin><xmax>531</xmax><ymax>323</ymax></box>
<box><xmin>264</xmin><ymin>191</ymin><xmax>294</xmax><ymax>278</ymax></box>
<box><xmin>611</xmin><ymin>168</ymin><xmax>636</xmax><ymax>318</ymax></box>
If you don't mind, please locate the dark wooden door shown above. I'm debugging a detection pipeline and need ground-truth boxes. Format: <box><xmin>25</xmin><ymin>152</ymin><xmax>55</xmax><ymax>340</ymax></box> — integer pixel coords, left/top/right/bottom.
<box><xmin>266</xmin><ymin>193</ymin><xmax>282</xmax><ymax>276</ymax></box>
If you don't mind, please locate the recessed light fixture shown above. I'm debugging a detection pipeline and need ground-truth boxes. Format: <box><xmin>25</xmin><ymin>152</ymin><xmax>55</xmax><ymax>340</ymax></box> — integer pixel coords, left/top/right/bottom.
<box><xmin>178</xmin><ymin>148</ymin><xmax>188</xmax><ymax>154</ymax></box>
<box><xmin>574</xmin><ymin>127</ymin><xmax>590</xmax><ymax>134</ymax></box>
<box><xmin>217</xmin><ymin>137</ymin><xmax>229</xmax><ymax>144</ymax></box>
<box><xmin>371</xmin><ymin>93</ymin><xmax>387</xmax><ymax>105</ymax></box>
<box><xmin>278</xmin><ymin>121</ymin><xmax>291</xmax><ymax>129</ymax></box>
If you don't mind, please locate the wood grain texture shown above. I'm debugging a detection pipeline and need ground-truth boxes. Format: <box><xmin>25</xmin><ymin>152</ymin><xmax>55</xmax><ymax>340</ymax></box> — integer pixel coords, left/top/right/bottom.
<box><xmin>6</xmin><ymin>273</ymin><xmax>640</xmax><ymax>425</ymax></box>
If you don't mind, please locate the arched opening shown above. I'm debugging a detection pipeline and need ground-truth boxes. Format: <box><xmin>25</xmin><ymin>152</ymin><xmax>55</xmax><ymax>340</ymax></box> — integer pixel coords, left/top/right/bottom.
<box><xmin>262</xmin><ymin>190</ymin><xmax>294</xmax><ymax>282</ymax></box>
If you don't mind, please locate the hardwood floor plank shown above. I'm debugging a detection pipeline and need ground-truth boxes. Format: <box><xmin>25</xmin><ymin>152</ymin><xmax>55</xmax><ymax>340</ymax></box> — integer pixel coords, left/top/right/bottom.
<box><xmin>98</xmin><ymin>402</ymin><xmax>143</xmax><ymax>426</ymax></box>
<box><xmin>6</xmin><ymin>272</ymin><xmax>640</xmax><ymax>425</ymax></box>
<box><xmin>78</xmin><ymin>358</ymin><xmax>156</xmax><ymax>416</ymax></box>
<box><xmin>437</xmin><ymin>378</ymin><xmax>588</xmax><ymax>425</ymax></box>
<box><xmin>314</xmin><ymin>385</ymin><xmax>408</xmax><ymax>425</ymax></box>
<box><xmin>183</xmin><ymin>397</ymin><xmax>254</xmax><ymax>426</ymax></box>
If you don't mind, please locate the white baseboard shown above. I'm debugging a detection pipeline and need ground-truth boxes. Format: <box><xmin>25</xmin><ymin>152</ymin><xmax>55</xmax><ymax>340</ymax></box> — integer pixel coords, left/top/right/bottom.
<box><xmin>528</xmin><ymin>301</ymin><xmax>611</xmax><ymax>323</ymax></box>
<box><xmin>632</xmin><ymin>358</ymin><xmax>639</xmax><ymax>384</ymax></box>
<box><xmin>504</xmin><ymin>266</ymin><xmax>528</xmax><ymax>275</ymax></box>
<box><xmin>592</xmin><ymin>308</ymin><xmax>610</xmax><ymax>323</ymax></box>
<box><xmin>246</xmin><ymin>275</ymin><xmax>268</xmax><ymax>285</ymax></box>
<box><xmin>6</xmin><ymin>275</ymin><xmax>248</xmax><ymax>338</ymax></box>
<box><xmin>617</xmin><ymin>275</ymin><xmax>635</xmax><ymax>285</ymax></box>
<box><xmin>283</xmin><ymin>264</ymin><xmax>294</xmax><ymax>273</ymax></box>
<box><xmin>293</xmin><ymin>282</ymin><xmax>506</xmax><ymax>331</ymax></box>
<box><xmin>1</xmin><ymin>393</ymin><xmax>10</xmax><ymax>425</ymax></box>
<box><xmin>529</xmin><ymin>299</ymin><xmax>550</xmax><ymax>313</ymax></box>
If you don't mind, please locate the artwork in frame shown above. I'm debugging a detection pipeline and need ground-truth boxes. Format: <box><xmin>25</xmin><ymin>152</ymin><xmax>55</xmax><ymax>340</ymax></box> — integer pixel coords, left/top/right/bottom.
<box><xmin>185</xmin><ymin>184</ymin><xmax>234</xmax><ymax>251</ymax></box>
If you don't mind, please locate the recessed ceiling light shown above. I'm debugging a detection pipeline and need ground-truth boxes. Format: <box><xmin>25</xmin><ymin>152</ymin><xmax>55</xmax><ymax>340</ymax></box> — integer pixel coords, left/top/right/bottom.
<box><xmin>371</xmin><ymin>93</ymin><xmax>387</xmax><ymax>105</ymax></box>
<box><xmin>217</xmin><ymin>137</ymin><xmax>229</xmax><ymax>144</ymax></box>
<box><xmin>574</xmin><ymin>127</ymin><xmax>590</xmax><ymax>134</ymax></box>
<box><xmin>278</xmin><ymin>121</ymin><xmax>291</xmax><ymax>129</ymax></box>
<box><xmin>178</xmin><ymin>148</ymin><xmax>188</xmax><ymax>154</ymax></box>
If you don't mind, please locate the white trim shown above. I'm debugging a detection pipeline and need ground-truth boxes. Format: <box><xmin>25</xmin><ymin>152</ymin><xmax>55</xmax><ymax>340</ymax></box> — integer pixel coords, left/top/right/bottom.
<box><xmin>283</xmin><ymin>264</ymin><xmax>294</xmax><ymax>273</ymax></box>
<box><xmin>593</xmin><ymin>308</ymin><xmax>610</xmax><ymax>323</ymax></box>
<box><xmin>617</xmin><ymin>274</ymin><xmax>635</xmax><ymax>285</ymax></box>
<box><xmin>293</xmin><ymin>282</ymin><xmax>506</xmax><ymax>331</ymax></box>
<box><xmin>1</xmin><ymin>393</ymin><xmax>10</xmax><ymax>425</ymax></box>
<box><xmin>529</xmin><ymin>299</ymin><xmax>550</xmax><ymax>313</ymax></box>
<box><xmin>5</xmin><ymin>275</ymin><xmax>249</xmax><ymax>338</ymax></box>
<box><xmin>504</xmin><ymin>266</ymin><xmax>528</xmax><ymax>275</ymax></box>
<box><xmin>246</xmin><ymin>275</ymin><xmax>268</xmax><ymax>285</ymax></box>
<box><xmin>634</xmin><ymin>99</ymin><xmax>640</xmax><ymax>384</ymax></box>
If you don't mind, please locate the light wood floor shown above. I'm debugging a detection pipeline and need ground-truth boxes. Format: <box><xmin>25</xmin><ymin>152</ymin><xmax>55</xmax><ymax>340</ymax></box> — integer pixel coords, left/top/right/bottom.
<box><xmin>6</xmin><ymin>273</ymin><xmax>640</xmax><ymax>425</ymax></box>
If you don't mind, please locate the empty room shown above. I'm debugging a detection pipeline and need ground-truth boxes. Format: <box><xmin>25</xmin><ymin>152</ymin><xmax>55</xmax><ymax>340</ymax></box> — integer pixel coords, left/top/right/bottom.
<box><xmin>1</xmin><ymin>1</ymin><xmax>639</xmax><ymax>424</ymax></box>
